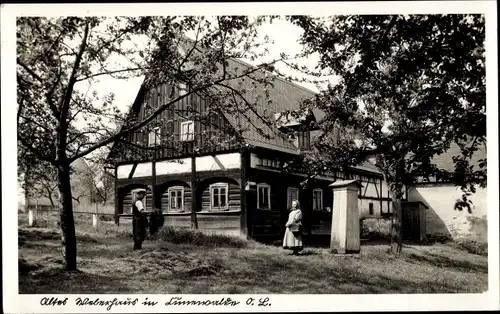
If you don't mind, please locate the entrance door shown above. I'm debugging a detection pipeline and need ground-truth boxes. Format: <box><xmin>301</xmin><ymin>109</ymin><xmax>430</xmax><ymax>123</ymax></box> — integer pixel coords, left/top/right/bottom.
<box><xmin>287</xmin><ymin>187</ymin><xmax>299</xmax><ymax>209</ymax></box>
<box><xmin>281</xmin><ymin>187</ymin><xmax>299</xmax><ymax>236</ymax></box>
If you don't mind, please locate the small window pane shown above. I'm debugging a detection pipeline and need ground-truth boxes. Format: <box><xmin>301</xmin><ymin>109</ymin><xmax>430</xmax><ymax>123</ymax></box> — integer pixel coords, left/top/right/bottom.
<box><xmin>257</xmin><ymin>185</ymin><xmax>270</xmax><ymax>210</ymax></box>
<box><xmin>212</xmin><ymin>190</ymin><xmax>219</xmax><ymax>207</ymax></box>
<box><xmin>170</xmin><ymin>191</ymin><xmax>176</xmax><ymax>208</ymax></box>
<box><xmin>181</xmin><ymin>121</ymin><xmax>194</xmax><ymax>141</ymax></box>
<box><xmin>220</xmin><ymin>193</ymin><xmax>226</xmax><ymax>208</ymax></box>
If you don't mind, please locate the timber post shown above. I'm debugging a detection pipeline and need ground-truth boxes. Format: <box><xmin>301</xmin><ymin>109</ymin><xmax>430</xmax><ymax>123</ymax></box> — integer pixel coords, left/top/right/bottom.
<box><xmin>151</xmin><ymin>131</ymin><xmax>157</xmax><ymax>210</ymax></box>
<box><xmin>114</xmin><ymin>165</ymin><xmax>120</xmax><ymax>226</ymax></box>
<box><xmin>240</xmin><ymin>147</ymin><xmax>250</xmax><ymax>238</ymax></box>
<box><xmin>28</xmin><ymin>200</ymin><xmax>37</xmax><ymax>227</ymax></box>
<box><xmin>329</xmin><ymin>180</ymin><xmax>362</xmax><ymax>254</ymax></box>
<box><xmin>190</xmin><ymin>152</ymin><xmax>198</xmax><ymax>230</ymax></box>
<box><xmin>92</xmin><ymin>202</ymin><xmax>100</xmax><ymax>229</ymax></box>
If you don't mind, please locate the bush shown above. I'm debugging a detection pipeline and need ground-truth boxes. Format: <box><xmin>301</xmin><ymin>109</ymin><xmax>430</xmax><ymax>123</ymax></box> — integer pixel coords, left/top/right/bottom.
<box><xmin>155</xmin><ymin>227</ymin><xmax>247</xmax><ymax>248</ymax></box>
<box><xmin>424</xmin><ymin>234</ymin><xmax>452</xmax><ymax>244</ymax></box>
<box><xmin>28</xmin><ymin>219</ymin><xmax>51</xmax><ymax>229</ymax></box>
<box><xmin>99</xmin><ymin>214</ymin><xmax>114</xmax><ymax>221</ymax></box>
<box><xmin>467</xmin><ymin>215</ymin><xmax>488</xmax><ymax>243</ymax></box>
<box><xmin>361</xmin><ymin>218</ymin><xmax>392</xmax><ymax>240</ymax></box>
<box><xmin>452</xmin><ymin>239</ymin><xmax>488</xmax><ymax>256</ymax></box>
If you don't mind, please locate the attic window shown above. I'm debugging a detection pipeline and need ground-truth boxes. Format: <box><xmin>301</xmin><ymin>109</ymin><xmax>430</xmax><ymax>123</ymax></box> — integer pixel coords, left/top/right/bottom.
<box><xmin>274</xmin><ymin>110</ymin><xmax>309</xmax><ymax>128</ymax></box>
<box><xmin>148</xmin><ymin>127</ymin><xmax>160</xmax><ymax>147</ymax></box>
<box><xmin>180</xmin><ymin>120</ymin><xmax>194</xmax><ymax>141</ymax></box>
<box><xmin>178</xmin><ymin>83</ymin><xmax>187</xmax><ymax>96</ymax></box>
<box><xmin>290</xmin><ymin>131</ymin><xmax>310</xmax><ymax>151</ymax></box>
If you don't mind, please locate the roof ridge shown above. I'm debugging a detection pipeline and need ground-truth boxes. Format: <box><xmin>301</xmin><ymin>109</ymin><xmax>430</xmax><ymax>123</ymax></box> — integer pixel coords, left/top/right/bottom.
<box><xmin>182</xmin><ymin>35</ymin><xmax>318</xmax><ymax>96</ymax></box>
<box><xmin>229</xmin><ymin>57</ymin><xmax>318</xmax><ymax>97</ymax></box>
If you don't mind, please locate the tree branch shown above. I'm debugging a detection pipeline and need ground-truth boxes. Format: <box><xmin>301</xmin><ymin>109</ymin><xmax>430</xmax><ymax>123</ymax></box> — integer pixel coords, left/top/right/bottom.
<box><xmin>46</xmin><ymin>57</ymin><xmax>64</xmax><ymax>117</ymax></box>
<box><xmin>68</xmin><ymin>57</ymin><xmax>287</xmax><ymax>163</ymax></box>
<box><xmin>67</xmin><ymin>130</ymin><xmax>107</xmax><ymax>146</ymax></box>
<box><xmin>59</xmin><ymin>21</ymin><xmax>90</xmax><ymax>132</ymax></box>
<box><xmin>18</xmin><ymin>135</ymin><xmax>55</xmax><ymax>164</ymax></box>
<box><xmin>75</xmin><ymin>67</ymin><xmax>147</xmax><ymax>82</ymax></box>
<box><xmin>178</xmin><ymin>21</ymin><xmax>202</xmax><ymax>72</ymax></box>
<box><xmin>17</xmin><ymin>58</ymin><xmax>44</xmax><ymax>83</ymax></box>
<box><xmin>19</xmin><ymin>115</ymin><xmax>53</xmax><ymax>132</ymax></box>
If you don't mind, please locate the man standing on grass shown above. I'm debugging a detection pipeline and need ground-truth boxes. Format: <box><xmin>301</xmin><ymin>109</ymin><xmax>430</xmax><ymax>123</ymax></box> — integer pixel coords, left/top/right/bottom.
<box><xmin>132</xmin><ymin>188</ymin><xmax>148</xmax><ymax>250</ymax></box>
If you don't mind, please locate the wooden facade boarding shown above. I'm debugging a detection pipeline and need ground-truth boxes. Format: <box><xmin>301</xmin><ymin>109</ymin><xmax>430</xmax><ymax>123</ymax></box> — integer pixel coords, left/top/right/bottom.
<box><xmin>108</xmin><ymin>48</ymin><xmax>398</xmax><ymax>241</ymax></box>
<box><xmin>114</xmin><ymin>150</ymin><xmax>394</xmax><ymax>240</ymax></box>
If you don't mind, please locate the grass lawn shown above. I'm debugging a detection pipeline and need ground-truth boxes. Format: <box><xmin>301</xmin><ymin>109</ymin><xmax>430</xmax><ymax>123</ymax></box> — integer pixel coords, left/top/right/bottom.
<box><xmin>18</xmin><ymin>213</ymin><xmax>488</xmax><ymax>294</ymax></box>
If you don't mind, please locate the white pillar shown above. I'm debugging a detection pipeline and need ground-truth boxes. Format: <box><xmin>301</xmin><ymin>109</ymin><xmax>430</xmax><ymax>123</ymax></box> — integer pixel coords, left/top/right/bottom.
<box><xmin>92</xmin><ymin>214</ymin><xmax>100</xmax><ymax>228</ymax></box>
<box><xmin>28</xmin><ymin>209</ymin><xmax>35</xmax><ymax>227</ymax></box>
<box><xmin>28</xmin><ymin>200</ymin><xmax>38</xmax><ymax>227</ymax></box>
<box><xmin>92</xmin><ymin>203</ymin><xmax>99</xmax><ymax>229</ymax></box>
<box><xmin>329</xmin><ymin>180</ymin><xmax>362</xmax><ymax>254</ymax></box>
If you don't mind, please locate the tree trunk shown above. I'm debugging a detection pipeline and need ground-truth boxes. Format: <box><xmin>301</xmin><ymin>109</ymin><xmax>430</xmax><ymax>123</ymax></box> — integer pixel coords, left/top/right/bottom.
<box><xmin>57</xmin><ymin>162</ymin><xmax>77</xmax><ymax>270</ymax></box>
<box><xmin>45</xmin><ymin>185</ymin><xmax>55</xmax><ymax>207</ymax></box>
<box><xmin>190</xmin><ymin>154</ymin><xmax>198</xmax><ymax>230</ymax></box>
<box><xmin>48</xmin><ymin>193</ymin><xmax>55</xmax><ymax>207</ymax></box>
<box><xmin>24</xmin><ymin>166</ymin><xmax>32</xmax><ymax>213</ymax></box>
<box><xmin>389</xmin><ymin>185</ymin><xmax>403</xmax><ymax>254</ymax></box>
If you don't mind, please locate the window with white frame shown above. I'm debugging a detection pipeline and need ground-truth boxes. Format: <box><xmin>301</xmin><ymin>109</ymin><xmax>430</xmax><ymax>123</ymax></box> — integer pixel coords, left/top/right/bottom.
<box><xmin>180</xmin><ymin>120</ymin><xmax>194</xmax><ymax>141</ymax></box>
<box><xmin>148</xmin><ymin>127</ymin><xmax>161</xmax><ymax>147</ymax></box>
<box><xmin>292</xmin><ymin>136</ymin><xmax>299</xmax><ymax>149</ymax></box>
<box><xmin>210</xmin><ymin>183</ymin><xmax>228</xmax><ymax>210</ymax></box>
<box><xmin>167</xmin><ymin>186</ymin><xmax>184</xmax><ymax>212</ymax></box>
<box><xmin>257</xmin><ymin>183</ymin><xmax>271</xmax><ymax>210</ymax></box>
<box><xmin>313</xmin><ymin>188</ymin><xmax>323</xmax><ymax>211</ymax></box>
<box><xmin>287</xmin><ymin>187</ymin><xmax>299</xmax><ymax>209</ymax></box>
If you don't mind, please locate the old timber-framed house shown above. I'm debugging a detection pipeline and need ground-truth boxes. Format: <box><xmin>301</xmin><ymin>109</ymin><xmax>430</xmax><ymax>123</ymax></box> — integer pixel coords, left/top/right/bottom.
<box><xmin>106</xmin><ymin>48</ymin><xmax>396</xmax><ymax>241</ymax></box>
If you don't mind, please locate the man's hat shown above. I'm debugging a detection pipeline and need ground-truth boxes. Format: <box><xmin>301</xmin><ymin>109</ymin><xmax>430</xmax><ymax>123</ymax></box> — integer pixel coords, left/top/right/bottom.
<box><xmin>132</xmin><ymin>188</ymin><xmax>147</xmax><ymax>194</ymax></box>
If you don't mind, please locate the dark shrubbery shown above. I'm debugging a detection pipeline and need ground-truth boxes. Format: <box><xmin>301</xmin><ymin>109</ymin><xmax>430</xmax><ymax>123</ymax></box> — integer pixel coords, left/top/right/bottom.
<box><xmin>361</xmin><ymin>218</ymin><xmax>392</xmax><ymax>240</ymax></box>
<box><xmin>452</xmin><ymin>239</ymin><xmax>488</xmax><ymax>256</ymax></box>
<box><xmin>99</xmin><ymin>214</ymin><xmax>114</xmax><ymax>221</ymax></box>
<box><xmin>154</xmin><ymin>227</ymin><xmax>248</xmax><ymax>248</ymax></box>
<box><xmin>424</xmin><ymin>234</ymin><xmax>452</xmax><ymax>244</ymax></box>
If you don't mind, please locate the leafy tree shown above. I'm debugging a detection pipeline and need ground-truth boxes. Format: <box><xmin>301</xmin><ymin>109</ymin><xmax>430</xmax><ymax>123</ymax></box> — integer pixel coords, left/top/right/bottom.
<box><xmin>18</xmin><ymin>149</ymin><xmax>59</xmax><ymax>207</ymax></box>
<box><xmin>18</xmin><ymin>148</ymin><xmax>97</xmax><ymax>208</ymax></box>
<box><xmin>289</xmin><ymin>14</ymin><xmax>486</xmax><ymax>253</ymax></box>
<box><xmin>17</xmin><ymin>16</ymin><xmax>292</xmax><ymax>270</ymax></box>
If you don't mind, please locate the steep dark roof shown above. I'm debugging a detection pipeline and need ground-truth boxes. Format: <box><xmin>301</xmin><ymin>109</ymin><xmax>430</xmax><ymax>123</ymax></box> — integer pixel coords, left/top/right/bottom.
<box><xmin>221</xmin><ymin>57</ymin><xmax>319</xmax><ymax>155</ymax></box>
<box><xmin>431</xmin><ymin>141</ymin><xmax>487</xmax><ymax>172</ymax></box>
<box><xmin>110</xmin><ymin>38</ymin><xmax>381</xmax><ymax>176</ymax></box>
<box><xmin>354</xmin><ymin>161</ymin><xmax>382</xmax><ymax>174</ymax></box>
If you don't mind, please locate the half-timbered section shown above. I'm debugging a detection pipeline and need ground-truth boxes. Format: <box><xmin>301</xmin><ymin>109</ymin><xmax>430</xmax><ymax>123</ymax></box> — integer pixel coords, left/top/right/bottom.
<box><xmin>107</xmin><ymin>52</ymin><xmax>395</xmax><ymax>241</ymax></box>
<box><xmin>247</xmin><ymin>151</ymin><xmax>397</xmax><ymax>238</ymax></box>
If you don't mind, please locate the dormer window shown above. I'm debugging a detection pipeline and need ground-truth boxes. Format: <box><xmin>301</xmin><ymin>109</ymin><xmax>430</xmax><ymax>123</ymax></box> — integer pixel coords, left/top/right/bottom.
<box><xmin>274</xmin><ymin>110</ymin><xmax>309</xmax><ymax>128</ymax></box>
<box><xmin>289</xmin><ymin>130</ymin><xmax>310</xmax><ymax>151</ymax></box>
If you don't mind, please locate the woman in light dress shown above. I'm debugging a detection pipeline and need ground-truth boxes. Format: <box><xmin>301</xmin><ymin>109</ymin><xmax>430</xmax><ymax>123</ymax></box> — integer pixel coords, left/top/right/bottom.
<box><xmin>283</xmin><ymin>199</ymin><xmax>303</xmax><ymax>255</ymax></box>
